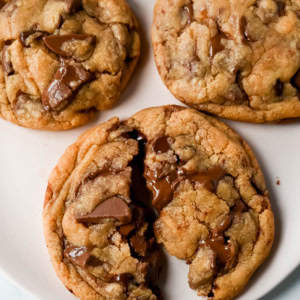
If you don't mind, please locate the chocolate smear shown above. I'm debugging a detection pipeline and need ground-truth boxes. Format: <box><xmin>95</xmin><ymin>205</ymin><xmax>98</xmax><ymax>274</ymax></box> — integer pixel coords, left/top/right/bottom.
<box><xmin>42</xmin><ymin>59</ymin><xmax>92</xmax><ymax>110</ymax></box>
<box><xmin>43</xmin><ymin>34</ymin><xmax>96</xmax><ymax>57</ymax></box>
<box><xmin>76</xmin><ymin>196</ymin><xmax>132</xmax><ymax>224</ymax></box>
<box><xmin>64</xmin><ymin>246</ymin><xmax>93</xmax><ymax>268</ymax></box>
<box><xmin>1</xmin><ymin>46</ymin><xmax>14</xmax><ymax>75</ymax></box>
<box><xmin>153</xmin><ymin>136</ymin><xmax>172</xmax><ymax>154</ymax></box>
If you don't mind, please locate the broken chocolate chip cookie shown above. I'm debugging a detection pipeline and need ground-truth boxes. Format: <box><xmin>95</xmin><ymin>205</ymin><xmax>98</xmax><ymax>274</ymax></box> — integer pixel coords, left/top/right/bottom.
<box><xmin>152</xmin><ymin>0</ymin><xmax>300</xmax><ymax>122</ymax></box>
<box><xmin>43</xmin><ymin>105</ymin><xmax>274</xmax><ymax>300</ymax></box>
<box><xmin>0</xmin><ymin>0</ymin><xmax>140</xmax><ymax>130</ymax></box>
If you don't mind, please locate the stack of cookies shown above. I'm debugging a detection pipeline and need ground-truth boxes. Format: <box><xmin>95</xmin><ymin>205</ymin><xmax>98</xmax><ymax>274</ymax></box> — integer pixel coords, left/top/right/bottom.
<box><xmin>1</xmin><ymin>0</ymin><xmax>299</xmax><ymax>299</ymax></box>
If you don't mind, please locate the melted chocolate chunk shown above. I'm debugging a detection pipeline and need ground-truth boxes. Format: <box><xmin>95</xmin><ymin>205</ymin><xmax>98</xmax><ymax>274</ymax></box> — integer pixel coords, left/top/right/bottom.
<box><xmin>42</xmin><ymin>59</ymin><xmax>92</xmax><ymax>110</ymax></box>
<box><xmin>130</xmin><ymin>235</ymin><xmax>148</xmax><ymax>257</ymax></box>
<box><xmin>183</xmin><ymin>3</ymin><xmax>193</xmax><ymax>25</ymax></box>
<box><xmin>1</xmin><ymin>46</ymin><xmax>14</xmax><ymax>75</ymax></box>
<box><xmin>64</xmin><ymin>246</ymin><xmax>93</xmax><ymax>268</ymax></box>
<box><xmin>232</xmin><ymin>199</ymin><xmax>247</xmax><ymax>216</ymax></box>
<box><xmin>20</xmin><ymin>30</ymin><xmax>47</xmax><ymax>47</ymax></box>
<box><xmin>76</xmin><ymin>196</ymin><xmax>132</xmax><ymax>224</ymax></box>
<box><xmin>185</xmin><ymin>166</ymin><xmax>226</xmax><ymax>192</ymax></box>
<box><xmin>43</xmin><ymin>34</ymin><xmax>96</xmax><ymax>57</ymax></box>
<box><xmin>296</xmin><ymin>11</ymin><xmax>300</xmax><ymax>19</ymax></box>
<box><xmin>201</xmin><ymin>199</ymin><xmax>247</xmax><ymax>267</ymax></box>
<box><xmin>240</xmin><ymin>17</ymin><xmax>253</xmax><ymax>46</ymax></box>
<box><xmin>275</xmin><ymin>79</ymin><xmax>284</xmax><ymax>96</ymax></box>
<box><xmin>210</xmin><ymin>30</ymin><xmax>228</xmax><ymax>58</ymax></box>
<box><xmin>145</xmin><ymin>166</ymin><xmax>226</xmax><ymax>211</ymax></box>
<box><xmin>153</xmin><ymin>136</ymin><xmax>172</xmax><ymax>154</ymax></box>
<box><xmin>204</xmin><ymin>236</ymin><xmax>231</xmax><ymax>265</ymax></box>
<box><xmin>119</xmin><ymin>223</ymin><xmax>136</xmax><ymax>237</ymax></box>
<box><xmin>113</xmin><ymin>273</ymin><xmax>134</xmax><ymax>288</ymax></box>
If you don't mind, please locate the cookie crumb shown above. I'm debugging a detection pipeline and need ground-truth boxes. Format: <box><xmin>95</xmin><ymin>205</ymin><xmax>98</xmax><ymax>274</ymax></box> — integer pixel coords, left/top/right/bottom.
<box><xmin>276</xmin><ymin>178</ymin><xmax>280</xmax><ymax>185</ymax></box>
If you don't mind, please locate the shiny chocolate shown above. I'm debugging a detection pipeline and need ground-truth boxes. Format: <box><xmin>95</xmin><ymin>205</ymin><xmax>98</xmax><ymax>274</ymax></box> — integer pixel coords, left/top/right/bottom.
<box><xmin>76</xmin><ymin>196</ymin><xmax>132</xmax><ymax>224</ymax></box>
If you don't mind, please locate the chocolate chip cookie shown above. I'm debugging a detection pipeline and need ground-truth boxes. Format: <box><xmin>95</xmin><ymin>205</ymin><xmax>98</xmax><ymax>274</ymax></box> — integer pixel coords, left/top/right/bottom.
<box><xmin>152</xmin><ymin>0</ymin><xmax>300</xmax><ymax>122</ymax></box>
<box><xmin>43</xmin><ymin>105</ymin><xmax>274</xmax><ymax>299</ymax></box>
<box><xmin>0</xmin><ymin>0</ymin><xmax>140</xmax><ymax>130</ymax></box>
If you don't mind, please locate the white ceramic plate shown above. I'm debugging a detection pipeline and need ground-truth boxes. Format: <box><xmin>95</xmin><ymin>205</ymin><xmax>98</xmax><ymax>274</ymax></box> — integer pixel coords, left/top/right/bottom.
<box><xmin>0</xmin><ymin>1</ymin><xmax>300</xmax><ymax>299</ymax></box>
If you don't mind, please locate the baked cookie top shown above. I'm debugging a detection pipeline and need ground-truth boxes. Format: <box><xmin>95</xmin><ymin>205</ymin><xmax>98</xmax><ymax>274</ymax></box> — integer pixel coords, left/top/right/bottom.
<box><xmin>152</xmin><ymin>0</ymin><xmax>300</xmax><ymax>122</ymax></box>
<box><xmin>0</xmin><ymin>0</ymin><xmax>140</xmax><ymax>130</ymax></box>
<box><xmin>43</xmin><ymin>106</ymin><xmax>274</xmax><ymax>300</ymax></box>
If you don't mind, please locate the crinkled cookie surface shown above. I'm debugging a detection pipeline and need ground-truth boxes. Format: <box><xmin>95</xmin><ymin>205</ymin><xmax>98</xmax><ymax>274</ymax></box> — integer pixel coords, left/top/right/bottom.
<box><xmin>43</xmin><ymin>106</ymin><xmax>274</xmax><ymax>300</ymax></box>
<box><xmin>152</xmin><ymin>0</ymin><xmax>300</xmax><ymax>122</ymax></box>
<box><xmin>0</xmin><ymin>0</ymin><xmax>140</xmax><ymax>130</ymax></box>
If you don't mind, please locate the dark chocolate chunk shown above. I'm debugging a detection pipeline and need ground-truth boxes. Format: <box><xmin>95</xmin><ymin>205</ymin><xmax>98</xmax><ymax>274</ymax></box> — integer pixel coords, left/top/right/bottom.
<box><xmin>183</xmin><ymin>3</ymin><xmax>193</xmax><ymax>25</ymax></box>
<box><xmin>59</xmin><ymin>0</ymin><xmax>82</xmax><ymax>13</ymax></box>
<box><xmin>210</xmin><ymin>30</ymin><xmax>228</xmax><ymax>58</ymax></box>
<box><xmin>119</xmin><ymin>223</ymin><xmax>136</xmax><ymax>237</ymax></box>
<box><xmin>43</xmin><ymin>34</ymin><xmax>96</xmax><ymax>57</ymax></box>
<box><xmin>113</xmin><ymin>273</ymin><xmax>134</xmax><ymax>288</ymax></box>
<box><xmin>296</xmin><ymin>11</ymin><xmax>300</xmax><ymax>18</ymax></box>
<box><xmin>130</xmin><ymin>235</ymin><xmax>148</xmax><ymax>257</ymax></box>
<box><xmin>76</xmin><ymin>196</ymin><xmax>132</xmax><ymax>224</ymax></box>
<box><xmin>153</xmin><ymin>136</ymin><xmax>172</xmax><ymax>154</ymax></box>
<box><xmin>275</xmin><ymin>79</ymin><xmax>284</xmax><ymax>96</ymax></box>
<box><xmin>0</xmin><ymin>1</ymin><xmax>6</xmax><ymax>9</ymax></box>
<box><xmin>64</xmin><ymin>246</ymin><xmax>93</xmax><ymax>268</ymax></box>
<box><xmin>1</xmin><ymin>46</ymin><xmax>14</xmax><ymax>75</ymax></box>
<box><xmin>20</xmin><ymin>30</ymin><xmax>47</xmax><ymax>47</ymax></box>
<box><xmin>277</xmin><ymin>1</ymin><xmax>285</xmax><ymax>16</ymax></box>
<box><xmin>291</xmin><ymin>70</ymin><xmax>300</xmax><ymax>91</ymax></box>
<box><xmin>42</xmin><ymin>59</ymin><xmax>92</xmax><ymax>110</ymax></box>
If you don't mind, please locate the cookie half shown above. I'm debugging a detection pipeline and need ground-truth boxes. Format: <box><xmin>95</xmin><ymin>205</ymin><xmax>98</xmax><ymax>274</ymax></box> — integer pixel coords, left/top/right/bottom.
<box><xmin>43</xmin><ymin>106</ymin><xmax>274</xmax><ymax>299</ymax></box>
<box><xmin>152</xmin><ymin>0</ymin><xmax>300</xmax><ymax>122</ymax></box>
<box><xmin>0</xmin><ymin>0</ymin><xmax>140</xmax><ymax>130</ymax></box>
